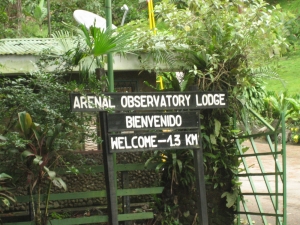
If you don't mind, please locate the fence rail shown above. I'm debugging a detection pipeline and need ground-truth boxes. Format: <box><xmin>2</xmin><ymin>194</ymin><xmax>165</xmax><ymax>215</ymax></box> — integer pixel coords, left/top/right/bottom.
<box><xmin>1</xmin><ymin>162</ymin><xmax>163</xmax><ymax>225</ymax></box>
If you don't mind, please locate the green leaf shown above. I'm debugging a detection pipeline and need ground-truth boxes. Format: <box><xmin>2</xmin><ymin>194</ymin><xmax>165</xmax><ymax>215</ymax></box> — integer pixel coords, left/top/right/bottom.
<box><xmin>144</xmin><ymin>156</ymin><xmax>155</xmax><ymax>168</ymax></box>
<box><xmin>66</xmin><ymin>166</ymin><xmax>79</xmax><ymax>175</ymax></box>
<box><xmin>21</xmin><ymin>150</ymin><xmax>35</xmax><ymax>159</ymax></box>
<box><xmin>143</xmin><ymin>81</ymin><xmax>158</xmax><ymax>91</ymax></box>
<box><xmin>46</xmin><ymin>123</ymin><xmax>62</xmax><ymax>151</ymax></box>
<box><xmin>44</xmin><ymin>166</ymin><xmax>57</xmax><ymax>179</ymax></box>
<box><xmin>210</xmin><ymin>134</ymin><xmax>217</xmax><ymax>145</ymax></box>
<box><xmin>52</xmin><ymin>177</ymin><xmax>67</xmax><ymax>191</ymax></box>
<box><xmin>0</xmin><ymin>173</ymin><xmax>12</xmax><ymax>180</ymax></box>
<box><xmin>214</xmin><ymin>119</ymin><xmax>221</xmax><ymax>137</ymax></box>
<box><xmin>32</xmin><ymin>126</ymin><xmax>42</xmax><ymax>144</ymax></box>
<box><xmin>47</xmin><ymin>171</ymin><xmax>56</xmax><ymax>180</ymax></box>
<box><xmin>79</xmin><ymin>24</ymin><xmax>93</xmax><ymax>49</ymax></box>
<box><xmin>176</xmin><ymin>159</ymin><xmax>183</xmax><ymax>173</ymax></box>
<box><xmin>33</xmin><ymin>0</ymin><xmax>47</xmax><ymax>23</ymax></box>
<box><xmin>33</xmin><ymin>155</ymin><xmax>43</xmax><ymax>165</ymax></box>
<box><xmin>172</xmin><ymin>153</ymin><xmax>177</xmax><ymax>167</ymax></box>
<box><xmin>155</xmin><ymin>162</ymin><xmax>165</xmax><ymax>173</ymax></box>
<box><xmin>0</xmin><ymin>135</ymin><xmax>6</xmax><ymax>141</ymax></box>
<box><xmin>183</xmin><ymin>210</ymin><xmax>190</xmax><ymax>217</ymax></box>
<box><xmin>1</xmin><ymin>198</ymin><xmax>10</xmax><ymax>207</ymax></box>
<box><xmin>221</xmin><ymin>190</ymin><xmax>239</xmax><ymax>208</ymax></box>
<box><xmin>203</xmin><ymin>152</ymin><xmax>217</xmax><ymax>159</ymax></box>
<box><xmin>92</xmin><ymin>28</ymin><xmax>132</xmax><ymax>56</ymax></box>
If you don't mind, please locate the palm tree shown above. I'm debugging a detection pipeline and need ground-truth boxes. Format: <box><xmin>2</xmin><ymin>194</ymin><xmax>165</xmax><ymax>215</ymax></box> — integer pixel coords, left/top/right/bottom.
<box><xmin>53</xmin><ymin>24</ymin><xmax>133</xmax><ymax>78</ymax></box>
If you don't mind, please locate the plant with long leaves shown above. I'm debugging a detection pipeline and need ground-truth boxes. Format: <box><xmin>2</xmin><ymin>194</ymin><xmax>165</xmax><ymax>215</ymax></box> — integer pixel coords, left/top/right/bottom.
<box><xmin>18</xmin><ymin>111</ymin><xmax>66</xmax><ymax>225</ymax></box>
<box><xmin>264</xmin><ymin>91</ymin><xmax>300</xmax><ymax>122</ymax></box>
<box><xmin>145</xmin><ymin>149</ymin><xmax>195</xmax><ymax>193</ymax></box>
<box><xmin>0</xmin><ymin>173</ymin><xmax>15</xmax><ymax>207</ymax></box>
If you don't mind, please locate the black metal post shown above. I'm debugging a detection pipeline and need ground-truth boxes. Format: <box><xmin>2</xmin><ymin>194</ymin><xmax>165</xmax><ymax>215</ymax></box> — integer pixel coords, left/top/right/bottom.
<box><xmin>193</xmin><ymin>118</ymin><xmax>209</xmax><ymax>225</ymax></box>
<box><xmin>121</xmin><ymin>170</ymin><xmax>130</xmax><ymax>225</ymax></box>
<box><xmin>99</xmin><ymin>111</ymin><xmax>119</xmax><ymax>224</ymax></box>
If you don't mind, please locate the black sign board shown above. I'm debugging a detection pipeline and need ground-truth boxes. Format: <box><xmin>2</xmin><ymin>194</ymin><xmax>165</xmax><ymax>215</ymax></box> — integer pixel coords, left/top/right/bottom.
<box><xmin>70</xmin><ymin>91</ymin><xmax>227</xmax><ymax>112</ymax></box>
<box><xmin>70</xmin><ymin>90</ymin><xmax>215</xmax><ymax>224</ymax></box>
<box><xmin>109</xmin><ymin>131</ymin><xmax>199</xmax><ymax>153</ymax></box>
<box><xmin>107</xmin><ymin>112</ymin><xmax>199</xmax><ymax>131</ymax></box>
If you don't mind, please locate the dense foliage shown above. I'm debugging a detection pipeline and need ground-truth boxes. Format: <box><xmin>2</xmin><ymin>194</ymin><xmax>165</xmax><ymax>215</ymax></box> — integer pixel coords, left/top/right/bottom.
<box><xmin>0</xmin><ymin>0</ymin><xmax>150</xmax><ymax>38</ymax></box>
<box><xmin>1</xmin><ymin>0</ymin><xmax>298</xmax><ymax>224</ymax></box>
<box><xmin>0</xmin><ymin>57</ymin><xmax>104</xmax><ymax>222</ymax></box>
<box><xmin>119</xmin><ymin>0</ymin><xmax>293</xmax><ymax>223</ymax></box>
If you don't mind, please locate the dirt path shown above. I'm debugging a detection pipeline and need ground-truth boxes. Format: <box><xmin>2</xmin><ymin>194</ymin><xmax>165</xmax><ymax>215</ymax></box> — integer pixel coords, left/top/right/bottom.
<box><xmin>239</xmin><ymin>140</ymin><xmax>300</xmax><ymax>225</ymax></box>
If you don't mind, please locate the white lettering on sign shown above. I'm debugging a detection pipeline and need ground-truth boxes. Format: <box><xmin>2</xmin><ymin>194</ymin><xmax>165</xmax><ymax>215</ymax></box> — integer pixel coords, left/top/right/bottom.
<box><xmin>110</xmin><ymin>133</ymin><xmax>199</xmax><ymax>151</ymax></box>
<box><xmin>120</xmin><ymin>94</ymin><xmax>191</xmax><ymax>108</ymax></box>
<box><xmin>110</xmin><ymin>135</ymin><xmax>158</xmax><ymax>150</ymax></box>
<box><xmin>125</xmin><ymin>114</ymin><xmax>182</xmax><ymax>129</ymax></box>
<box><xmin>70</xmin><ymin>92</ymin><xmax>227</xmax><ymax>111</ymax></box>
<box><xmin>195</xmin><ymin>94</ymin><xmax>226</xmax><ymax>107</ymax></box>
<box><xmin>185</xmin><ymin>133</ymin><xmax>198</xmax><ymax>146</ymax></box>
<box><xmin>73</xmin><ymin>96</ymin><xmax>115</xmax><ymax>110</ymax></box>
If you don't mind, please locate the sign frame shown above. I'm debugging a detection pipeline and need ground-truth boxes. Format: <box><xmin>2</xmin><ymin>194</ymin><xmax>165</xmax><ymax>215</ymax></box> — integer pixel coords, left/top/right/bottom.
<box><xmin>70</xmin><ymin>90</ymin><xmax>222</xmax><ymax>225</ymax></box>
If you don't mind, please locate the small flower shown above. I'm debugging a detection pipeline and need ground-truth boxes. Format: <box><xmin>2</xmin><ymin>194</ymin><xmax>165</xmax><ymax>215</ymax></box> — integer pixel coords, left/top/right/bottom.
<box><xmin>295</xmin><ymin>127</ymin><xmax>299</xmax><ymax>132</ymax></box>
<box><xmin>293</xmin><ymin>135</ymin><xmax>299</xmax><ymax>143</ymax></box>
<box><xmin>184</xmin><ymin>26</ymin><xmax>191</xmax><ymax>32</ymax></box>
<box><xmin>161</xmin><ymin>154</ymin><xmax>167</xmax><ymax>162</ymax></box>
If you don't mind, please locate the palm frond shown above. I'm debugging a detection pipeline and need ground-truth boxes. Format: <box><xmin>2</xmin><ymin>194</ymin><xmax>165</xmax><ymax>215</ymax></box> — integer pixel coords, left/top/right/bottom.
<box><xmin>51</xmin><ymin>30</ymin><xmax>77</xmax><ymax>52</ymax></box>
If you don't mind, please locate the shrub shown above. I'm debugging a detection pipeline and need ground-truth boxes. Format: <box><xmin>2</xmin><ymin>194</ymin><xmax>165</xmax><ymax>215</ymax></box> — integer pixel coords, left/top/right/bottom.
<box><xmin>290</xmin><ymin>127</ymin><xmax>300</xmax><ymax>144</ymax></box>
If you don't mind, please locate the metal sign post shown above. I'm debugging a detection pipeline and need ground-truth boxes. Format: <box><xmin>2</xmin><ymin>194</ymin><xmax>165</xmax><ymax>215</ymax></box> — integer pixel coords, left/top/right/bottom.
<box><xmin>99</xmin><ymin>111</ymin><xmax>118</xmax><ymax>225</ymax></box>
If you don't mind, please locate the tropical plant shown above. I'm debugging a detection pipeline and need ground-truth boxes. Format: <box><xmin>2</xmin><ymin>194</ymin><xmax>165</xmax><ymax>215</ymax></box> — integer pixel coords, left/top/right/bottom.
<box><xmin>0</xmin><ymin>173</ymin><xmax>15</xmax><ymax>207</ymax></box>
<box><xmin>263</xmin><ymin>91</ymin><xmax>300</xmax><ymax>122</ymax></box>
<box><xmin>0</xmin><ymin>30</ymin><xmax>108</xmax><ymax>225</ymax></box>
<box><xmin>145</xmin><ymin>149</ymin><xmax>195</xmax><ymax>190</ymax></box>
<box><xmin>18</xmin><ymin>111</ymin><xmax>67</xmax><ymax>225</ymax></box>
<box><xmin>52</xmin><ymin>23</ymin><xmax>134</xmax><ymax>81</ymax></box>
<box><xmin>0</xmin><ymin>71</ymin><xmax>95</xmax><ymax>151</ymax></box>
<box><xmin>290</xmin><ymin>126</ymin><xmax>300</xmax><ymax>144</ymax></box>
<box><xmin>33</xmin><ymin>0</ymin><xmax>47</xmax><ymax>29</ymax></box>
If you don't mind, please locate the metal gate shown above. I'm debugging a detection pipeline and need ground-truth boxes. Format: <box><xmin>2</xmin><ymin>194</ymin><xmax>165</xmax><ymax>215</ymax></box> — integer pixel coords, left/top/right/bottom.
<box><xmin>234</xmin><ymin>107</ymin><xmax>287</xmax><ymax>225</ymax></box>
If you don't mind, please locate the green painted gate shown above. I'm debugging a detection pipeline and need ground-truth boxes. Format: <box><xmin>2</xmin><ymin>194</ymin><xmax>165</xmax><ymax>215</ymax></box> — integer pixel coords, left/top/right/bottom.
<box><xmin>234</xmin><ymin>107</ymin><xmax>287</xmax><ymax>225</ymax></box>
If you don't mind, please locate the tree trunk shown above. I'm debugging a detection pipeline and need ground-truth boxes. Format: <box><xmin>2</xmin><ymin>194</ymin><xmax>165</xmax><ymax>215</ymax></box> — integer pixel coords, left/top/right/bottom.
<box><xmin>16</xmin><ymin>0</ymin><xmax>22</xmax><ymax>35</ymax></box>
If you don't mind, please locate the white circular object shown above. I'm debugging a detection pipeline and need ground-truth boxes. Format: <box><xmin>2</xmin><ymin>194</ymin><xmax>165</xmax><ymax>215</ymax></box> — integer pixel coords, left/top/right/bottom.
<box><xmin>73</xmin><ymin>9</ymin><xmax>117</xmax><ymax>31</ymax></box>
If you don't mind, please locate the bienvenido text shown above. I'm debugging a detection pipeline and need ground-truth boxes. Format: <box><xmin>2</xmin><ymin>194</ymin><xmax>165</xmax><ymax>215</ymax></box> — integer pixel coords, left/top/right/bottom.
<box><xmin>125</xmin><ymin>114</ymin><xmax>182</xmax><ymax>129</ymax></box>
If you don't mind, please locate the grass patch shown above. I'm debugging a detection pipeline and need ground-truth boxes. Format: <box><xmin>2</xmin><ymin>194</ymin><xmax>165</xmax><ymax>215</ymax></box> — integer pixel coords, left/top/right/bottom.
<box><xmin>266</xmin><ymin>50</ymin><xmax>300</xmax><ymax>95</ymax></box>
<box><xmin>271</xmin><ymin>0</ymin><xmax>300</xmax><ymax>14</ymax></box>
<box><xmin>264</xmin><ymin>0</ymin><xmax>300</xmax><ymax>95</ymax></box>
